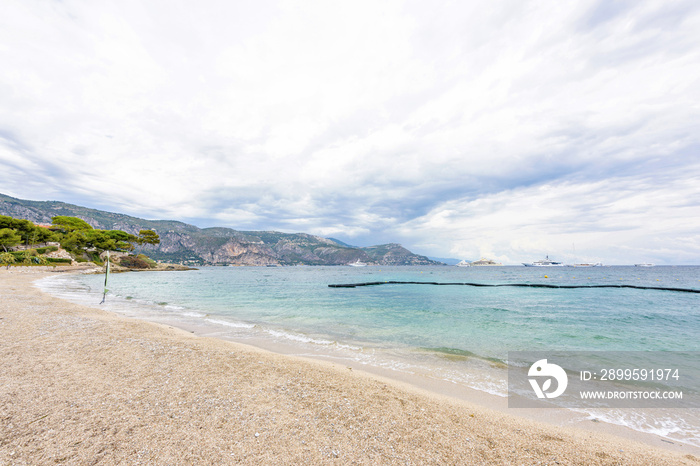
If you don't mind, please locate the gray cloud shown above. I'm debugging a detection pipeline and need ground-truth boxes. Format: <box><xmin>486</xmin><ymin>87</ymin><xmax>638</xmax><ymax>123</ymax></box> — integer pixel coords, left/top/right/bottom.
<box><xmin>1</xmin><ymin>0</ymin><xmax>699</xmax><ymax>263</ymax></box>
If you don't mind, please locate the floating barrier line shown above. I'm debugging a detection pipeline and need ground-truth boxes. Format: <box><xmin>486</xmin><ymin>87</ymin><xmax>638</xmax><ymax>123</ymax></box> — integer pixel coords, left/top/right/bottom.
<box><xmin>328</xmin><ymin>281</ymin><xmax>700</xmax><ymax>293</ymax></box>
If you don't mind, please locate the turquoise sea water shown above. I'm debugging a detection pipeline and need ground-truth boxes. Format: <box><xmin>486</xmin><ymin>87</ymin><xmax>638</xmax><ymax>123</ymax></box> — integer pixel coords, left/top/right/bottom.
<box><xmin>39</xmin><ymin>265</ymin><xmax>700</xmax><ymax>446</ymax></box>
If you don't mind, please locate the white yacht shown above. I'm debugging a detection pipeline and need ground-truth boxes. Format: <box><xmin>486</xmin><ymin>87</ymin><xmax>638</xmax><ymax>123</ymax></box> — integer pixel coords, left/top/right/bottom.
<box><xmin>348</xmin><ymin>259</ymin><xmax>367</xmax><ymax>267</ymax></box>
<box><xmin>470</xmin><ymin>258</ymin><xmax>503</xmax><ymax>266</ymax></box>
<box><xmin>522</xmin><ymin>256</ymin><xmax>564</xmax><ymax>267</ymax></box>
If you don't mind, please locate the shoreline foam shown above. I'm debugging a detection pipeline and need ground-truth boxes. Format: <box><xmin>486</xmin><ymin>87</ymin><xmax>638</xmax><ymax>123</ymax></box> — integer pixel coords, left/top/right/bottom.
<box><xmin>1</xmin><ymin>268</ymin><xmax>698</xmax><ymax>464</ymax></box>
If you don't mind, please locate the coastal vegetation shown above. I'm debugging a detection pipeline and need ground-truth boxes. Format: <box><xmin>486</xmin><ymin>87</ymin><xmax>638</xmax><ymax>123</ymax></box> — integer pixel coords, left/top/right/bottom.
<box><xmin>0</xmin><ymin>214</ymin><xmax>160</xmax><ymax>268</ymax></box>
<box><xmin>0</xmin><ymin>193</ymin><xmax>441</xmax><ymax>266</ymax></box>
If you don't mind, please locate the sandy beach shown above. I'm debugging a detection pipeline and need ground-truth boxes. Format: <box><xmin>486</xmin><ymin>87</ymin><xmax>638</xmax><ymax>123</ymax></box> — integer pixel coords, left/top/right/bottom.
<box><xmin>1</xmin><ymin>268</ymin><xmax>698</xmax><ymax>465</ymax></box>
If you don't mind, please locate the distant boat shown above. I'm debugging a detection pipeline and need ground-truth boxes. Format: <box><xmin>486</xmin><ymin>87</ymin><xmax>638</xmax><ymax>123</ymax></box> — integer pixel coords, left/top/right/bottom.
<box><xmin>456</xmin><ymin>260</ymin><xmax>471</xmax><ymax>267</ymax></box>
<box><xmin>348</xmin><ymin>260</ymin><xmax>367</xmax><ymax>267</ymax></box>
<box><xmin>470</xmin><ymin>258</ymin><xmax>502</xmax><ymax>266</ymax></box>
<box><xmin>634</xmin><ymin>263</ymin><xmax>655</xmax><ymax>267</ymax></box>
<box><xmin>522</xmin><ymin>256</ymin><xmax>564</xmax><ymax>267</ymax></box>
<box><xmin>569</xmin><ymin>243</ymin><xmax>602</xmax><ymax>267</ymax></box>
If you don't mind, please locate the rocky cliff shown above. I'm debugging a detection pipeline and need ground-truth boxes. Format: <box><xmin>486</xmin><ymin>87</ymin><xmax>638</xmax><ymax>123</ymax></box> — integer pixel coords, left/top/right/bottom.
<box><xmin>0</xmin><ymin>193</ymin><xmax>443</xmax><ymax>266</ymax></box>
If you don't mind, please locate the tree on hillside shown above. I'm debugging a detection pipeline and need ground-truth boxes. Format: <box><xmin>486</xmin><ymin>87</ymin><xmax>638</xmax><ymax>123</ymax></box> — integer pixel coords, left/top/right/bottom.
<box><xmin>0</xmin><ymin>228</ymin><xmax>22</xmax><ymax>252</ymax></box>
<box><xmin>0</xmin><ymin>215</ymin><xmax>16</xmax><ymax>229</ymax></box>
<box><xmin>137</xmin><ymin>229</ymin><xmax>160</xmax><ymax>247</ymax></box>
<box><xmin>106</xmin><ymin>230</ymin><xmax>138</xmax><ymax>252</ymax></box>
<box><xmin>51</xmin><ymin>216</ymin><xmax>93</xmax><ymax>232</ymax></box>
<box><xmin>0</xmin><ymin>216</ymin><xmax>57</xmax><ymax>246</ymax></box>
<box><xmin>59</xmin><ymin>231</ymin><xmax>88</xmax><ymax>254</ymax></box>
<box><xmin>84</xmin><ymin>229</ymin><xmax>137</xmax><ymax>252</ymax></box>
<box><xmin>0</xmin><ymin>228</ymin><xmax>21</xmax><ymax>252</ymax></box>
<box><xmin>0</xmin><ymin>214</ymin><xmax>162</xmax><ymax>265</ymax></box>
<box><xmin>34</xmin><ymin>227</ymin><xmax>59</xmax><ymax>245</ymax></box>
<box><xmin>1</xmin><ymin>218</ymin><xmax>34</xmax><ymax>246</ymax></box>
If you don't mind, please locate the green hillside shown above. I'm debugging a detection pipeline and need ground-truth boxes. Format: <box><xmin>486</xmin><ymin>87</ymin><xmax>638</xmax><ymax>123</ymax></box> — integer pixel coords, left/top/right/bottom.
<box><xmin>0</xmin><ymin>193</ymin><xmax>444</xmax><ymax>266</ymax></box>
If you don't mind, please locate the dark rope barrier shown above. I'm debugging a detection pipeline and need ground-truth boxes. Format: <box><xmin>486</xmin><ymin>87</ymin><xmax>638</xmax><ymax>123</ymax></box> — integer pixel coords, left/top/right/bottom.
<box><xmin>328</xmin><ymin>281</ymin><xmax>700</xmax><ymax>293</ymax></box>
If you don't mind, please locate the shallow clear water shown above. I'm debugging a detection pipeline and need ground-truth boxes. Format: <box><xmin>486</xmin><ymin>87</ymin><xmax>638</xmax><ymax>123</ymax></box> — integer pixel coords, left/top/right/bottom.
<box><xmin>60</xmin><ymin>266</ymin><xmax>700</xmax><ymax>352</ymax></box>
<box><xmin>38</xmin><ymin>265</ymin><xmax>700</xmax><ymax>446</ymax></box>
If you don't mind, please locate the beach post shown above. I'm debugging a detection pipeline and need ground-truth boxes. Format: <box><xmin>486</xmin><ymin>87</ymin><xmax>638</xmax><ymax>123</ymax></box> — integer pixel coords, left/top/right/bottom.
<box><xmin>100</xmin><ymin>251</ymin><xmax>110</xmax><ymax>304</ymax></box>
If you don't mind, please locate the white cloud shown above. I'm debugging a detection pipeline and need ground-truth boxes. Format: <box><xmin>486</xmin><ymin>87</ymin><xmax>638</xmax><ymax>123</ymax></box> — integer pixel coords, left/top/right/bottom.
<box><xmin>400</xmin><ymin>164</ymin><xmax>700</xmax><ymax>264</ymax></box>
<box><xmin>1</xmin><ymin>0</ymin><xmax>700</xmax><ymax>263</ymax></box>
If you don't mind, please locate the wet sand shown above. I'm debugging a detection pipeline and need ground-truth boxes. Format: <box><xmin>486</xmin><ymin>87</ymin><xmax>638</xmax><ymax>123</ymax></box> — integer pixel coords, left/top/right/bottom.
<box><xmin>1</xmin><ymin>268</ymin><xmax>698</xmax><ymax>464</ymax></box>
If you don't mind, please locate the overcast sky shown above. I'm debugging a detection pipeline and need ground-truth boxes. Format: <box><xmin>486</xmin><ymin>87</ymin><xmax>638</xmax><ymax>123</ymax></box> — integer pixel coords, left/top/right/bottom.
<box><xmin>2</xmin><ymin>0</ymin><xmax>699</xmax><ymax>264</ymax></box>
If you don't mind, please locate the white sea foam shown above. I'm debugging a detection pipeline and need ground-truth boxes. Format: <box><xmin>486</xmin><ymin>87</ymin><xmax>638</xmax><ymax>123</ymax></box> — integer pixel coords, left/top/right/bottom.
<box><xmin>441</xmin><ymin>372</ymin><xmax>508</xmax><ymax>397</ymax></box>
<box><xmin>205</xmin><ymin>318</ymin><xmax>255</xmax><ymax>329</ymax></box>
<box><xmin>266</xmin><ymin>329</ymin><xmax>334</xmax><ymax>345</ymax></box>
<box><xmin>335</xmin><ymin>342</ymin><xmax>363</xmax><ymax>351</ymax></box>
<box><xmin>164</xmin><ymin>304</ymin><xmax>185</xmax><ymax>310</ymax></box>
<box><xmin>573</xmin><ymin>408</ymin><xmax>700</xmax><ymax>448</ymax></box>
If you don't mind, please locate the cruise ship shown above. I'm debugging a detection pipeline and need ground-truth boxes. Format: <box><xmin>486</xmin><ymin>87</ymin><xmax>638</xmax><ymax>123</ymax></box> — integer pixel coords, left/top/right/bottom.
<box><xmin>522</xmin><ymin>256</ymin><xmax>564</xmax><ymax>267</ymax></box>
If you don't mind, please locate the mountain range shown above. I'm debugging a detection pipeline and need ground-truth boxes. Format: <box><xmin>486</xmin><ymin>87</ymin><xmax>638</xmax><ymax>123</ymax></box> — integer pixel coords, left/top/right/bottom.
<box><xmin>0</xmin><ymin>193</ymin><xmax>443</xmax><ymax>266</ymax></box>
